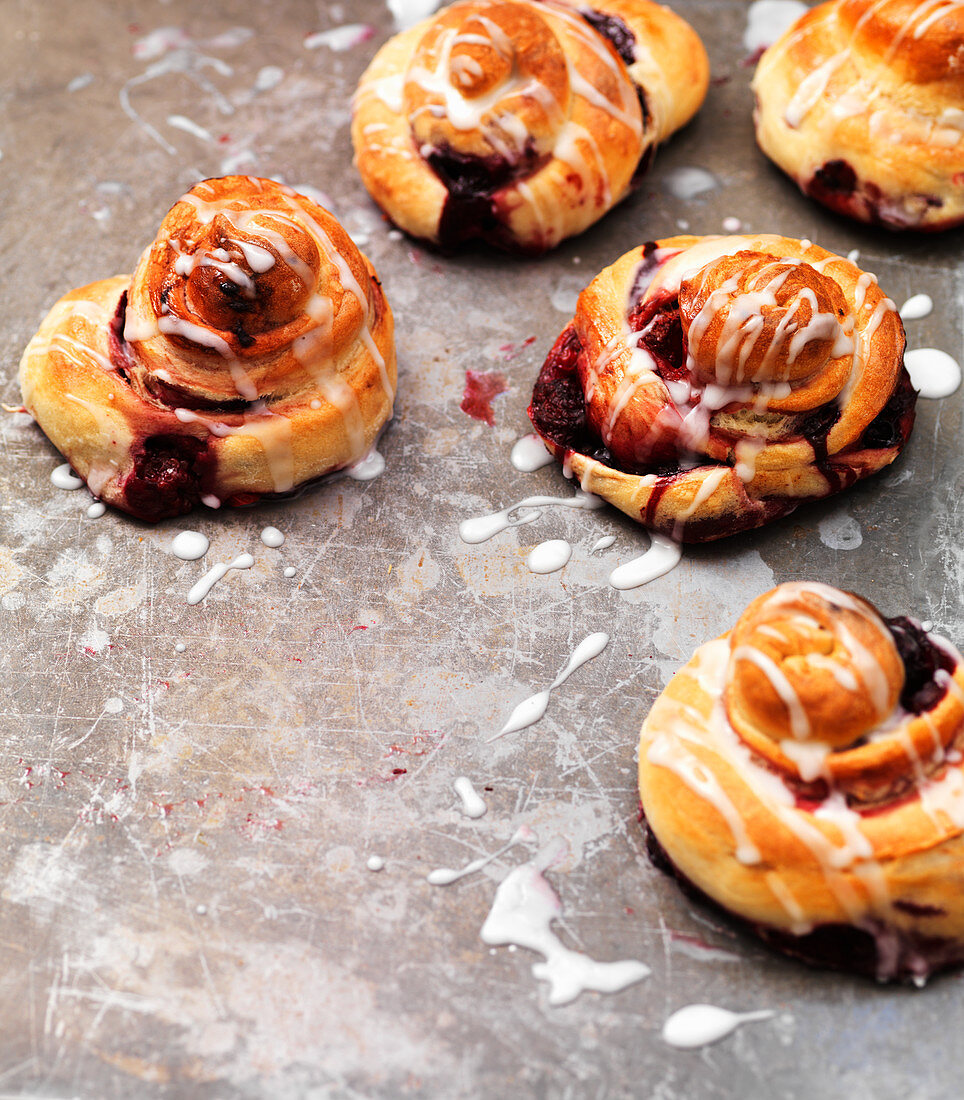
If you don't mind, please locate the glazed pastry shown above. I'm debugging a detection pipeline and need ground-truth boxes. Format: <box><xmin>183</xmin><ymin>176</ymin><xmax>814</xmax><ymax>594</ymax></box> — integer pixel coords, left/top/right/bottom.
<box><xmin>19</xmin><ymin>176</ymin><xmax>395</xmax><ymax>521</ymax></box>
<box><xmin>638</xmin><ymin>582</ymin><xmax>964</xmax><ymax>983</ymax></box>
<box><xmin>528</xmin><ymin>233</ymin><xmax>915</xmax><ymax>542</ymax></box>
<box><xmin>752</xmin><ymin>0</ymin><xmax>964</xmax><ymax>231</ymax></box>
<box><xmin>351</xmin><ymin>0</ymin><xmax>709</xmax><ymax>253</ymax></box>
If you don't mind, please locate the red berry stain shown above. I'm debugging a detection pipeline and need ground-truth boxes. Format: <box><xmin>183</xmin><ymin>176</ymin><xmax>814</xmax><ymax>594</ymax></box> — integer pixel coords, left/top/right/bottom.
<box><xmin>461</xmin><ymin>369</ymin><xmax>509</xmax><ymax>426</ymax></box>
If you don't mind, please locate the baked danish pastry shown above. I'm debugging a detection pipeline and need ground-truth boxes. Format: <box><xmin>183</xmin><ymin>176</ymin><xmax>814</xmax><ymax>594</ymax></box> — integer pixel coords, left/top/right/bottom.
<box><xmin>528</xmin><ymin>233</ymin><xmax>915</xmax><ymax>542</ymax></box>
<box><xmin>638</xmin><ymin>582</ymin><xmax>964</xmax><ymax>983</ymax></box>
<box><xmin>752</xmin><ymin>0</ymin><xmax>964</xmax><ymax>231</ymax></box>
<box><xmin>351</xmin><ymin>0</ymin><xmax>709</xmax><ymax>253</ymax></box>
<box><xmin>19</xmin><ymin>176</ymin><xmax>396</xmax><ymax>521</ymax></box>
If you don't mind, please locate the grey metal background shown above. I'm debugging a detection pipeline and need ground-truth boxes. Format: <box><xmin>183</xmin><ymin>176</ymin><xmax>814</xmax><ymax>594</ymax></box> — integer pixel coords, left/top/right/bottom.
<box><xmin>1</xmin><ymin>1</ymin><xmax>962</xmax><ymax>1096</ymax></box>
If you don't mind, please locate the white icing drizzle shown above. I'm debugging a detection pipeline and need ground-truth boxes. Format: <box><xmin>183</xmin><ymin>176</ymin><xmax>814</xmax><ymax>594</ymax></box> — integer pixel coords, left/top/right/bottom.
<box><xmin>479</xmin><ymin>839</ymin><xmax>650</xmax><ymax>1006</ymax></box>
<box><xmin>526</xmin><ymin>539</ymin><xmax>572</xmax><ymax>575</ymax></box>
<box><xmin>784</xmin><ymin>51</ymin><xmax>847</xmax><ymax>128</ymax></box>
<box><xmin>899</xmin><ymin>293</ymin><xmax>933</xmax><ymax>321</ymax></box>
<box><xmin>459</xmin><ymin>491</ymin><xmax>604</xmax><ymax>544</ymax></box>
<box><xmin>260</xmin><ymin>526</ymin><xmax>284</xmax><ymax>548</ymax></box>
<box><xmin>662</xmin><ymin>1004</ymin><xmax>776</xmax><ymax>1049</ymax></box>
<box><xmin>490</xmin><ymin>632</ymin><xmax>610</xmax><ymax>742</ymax></box>
<box><xmin>609</xmin><ymin>535</ymin><xmax>681</xmax><ymax>591</ymax></box>
<box><xmin>427</xmin><ymin>826</ymin><xmax>533</xmax><ymax>886</ymax></box>
<box><xmin>186</xmin><ymin>553</ymin><xmax>255</xmax><ymax>605</ymax></box>
<box><xmin>591</xmin><ymin>535</ymin><xmax>616</xmax><ymax>552</ymax></box>
<box><xmin>510</xmin><ymin>434</ymin><xmax>554</xmax><ymax>472</ymax></box>
<box><xmin>453</xmin><ymin>776</ymin><xmax>487</xmax><ymax>819</ymax></box>
<box><xmin>171</xmin><ymin>531</ymin><xmax>210</xmax><ymax>561</ymax></box>
<box><xmin>51</xmin><ymin>464</ymin><xmax>83</xmax><ymax>490</ymax></box>
<box><xmin>904</xmin><ymin>348</ymin><xmax>962</xmax><ymax>399</ymax></box>
<box><xmin>86</xmin><ymin>502</ymin><xmax>106</xmax><ymax>519</ymax></box>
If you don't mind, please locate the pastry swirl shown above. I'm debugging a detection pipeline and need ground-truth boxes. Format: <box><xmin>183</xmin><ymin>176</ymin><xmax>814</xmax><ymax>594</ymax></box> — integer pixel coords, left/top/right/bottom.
<box><xmin>351</xmin><ymin>0</ymin><xmax>708</xmax><ymax>253</ymax></box>
<box><xmin>752</xmin><ymin>0</ymin><xmax>964</xmax><ymax>231</ymax></box>
<box><xmin>19</xmin><ymin>176</ymin><xmax>396</xmax><ymax>521</ymax></box>
<box><xmin>528</xmin><ymin>233</ymin><xmax>915</xmax><ymax>542</ymax></box>
<box><xmin>638</xmin><ymin>582</ymin><xmax>964</xmax><ymax>982</ymax></box>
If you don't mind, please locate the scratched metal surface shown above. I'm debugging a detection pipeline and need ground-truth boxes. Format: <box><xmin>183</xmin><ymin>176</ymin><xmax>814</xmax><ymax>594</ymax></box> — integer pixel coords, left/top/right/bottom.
<box><xmin>1</xmin><ymin>0</ymin><xmax>963</xmax><ymax>1096</ymax></box>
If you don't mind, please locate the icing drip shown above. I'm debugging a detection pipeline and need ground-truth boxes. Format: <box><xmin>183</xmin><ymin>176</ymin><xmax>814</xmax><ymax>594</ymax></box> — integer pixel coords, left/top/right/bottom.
<box><xmin>459</xmin><ymin>490</ymin><xmax>604</xmax><ymax>544</ymax></box>
<box><xmin>662</xmin><ymin>1004</ymin><xmax>776</xmax><ymax>1049</ymax></box>
<box><xmin>490</xmin><ymin>632</ymin><xmax>610</xmax><ymax>741</ymax></box>
<box><xmin>479</xmin><ymin>840</ymin><xmax>650</xmax><ymax>1005</ymax></box>
<box><xmin>453</xmin><ymin>776</ymin><xmax>487</xmax><ymax>818</ymax></box>
<box><xmin>186</xmin><ymin>552</ymin><xmax>255</xmax><ymax>605</ymax></box>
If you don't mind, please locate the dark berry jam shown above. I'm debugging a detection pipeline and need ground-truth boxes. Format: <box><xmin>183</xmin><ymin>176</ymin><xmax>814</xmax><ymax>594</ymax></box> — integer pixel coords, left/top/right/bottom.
<box><xmin>627</xmin><ymin>292</ymin><xmax>685</xmax><ymax>380</ymax></box>
<box><xmin>123</xmin><ymin>435</ymin><xmax>214</xmax><ymax>522</ymax></box>
<box><xmin>810</xmin><ymin>159</ymin><xmax>858</xmax><ymax>197</ymax></box>
<box><xmin>887</xmin><ymin>616</ymin><xmax>956</xmax><ymax>714</ymax></box>
<box><xmin>795</xmin><ymin>401</ymin><xmax>841</xmax><ymax>463</ymax></box>
<box><xmin>108</xmin><ymin>291</ymin><xmax>135</xmax><ymax>381</ymax></box>
<box><xmin>528</xmin><ymin>325</ymin><xmax>611</xmax><ymax>463</ymax></box>
<box><xmin>579</xmin><ymin>7</ymin><xmax>636</xmax><ymax>65</ymax></box>
<box><xmin>857</xmin><ymin>370</ymin><xmax>916</xmax><ymax>450</ymax></box>
<box><xmin>428</xmin><ymin>143</ymin><xmax>540</xmax><ymax>250</ymax></box>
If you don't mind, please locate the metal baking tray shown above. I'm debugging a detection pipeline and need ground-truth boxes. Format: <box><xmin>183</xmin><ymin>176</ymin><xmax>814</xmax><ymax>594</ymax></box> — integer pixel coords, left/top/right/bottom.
<box><xmin>1</xmin><ymin>1</ymin><xmax>962</xmax><ymax>1096</ymax></box>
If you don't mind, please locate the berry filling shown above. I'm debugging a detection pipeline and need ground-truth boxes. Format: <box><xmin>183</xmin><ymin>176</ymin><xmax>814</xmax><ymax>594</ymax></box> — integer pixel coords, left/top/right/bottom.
<box><xmin>628</xmin><ymin>292</ymin><xmax>685</xmax><ymax>379</ymax></box>
<box><xmin>428</xmin><ymin>143</ymin><xmax>540</xmax><ymax>249</ymax></box>
<box><xmin>123</xmin><ymin>435</ymin><xmax>214</xmax><ymax>522</ymax></box>
<box><xmin>578</xmin><ymin>7</ymin><xmax>637</xmax><ymax>66</ymax></box>
<box><xmin>108</xmin><ymin>291</ymin><xmax>135</xmax><ymax>382</ymax></box>
<box><xmin>887</xmin><ymin>616</ymin><xmax>956</xmax><ymax>714</ymax></box>
<box><xmin>857</xmin><ymin>370</ymin><xmax>916</xmax><ymax>451</ymax></box>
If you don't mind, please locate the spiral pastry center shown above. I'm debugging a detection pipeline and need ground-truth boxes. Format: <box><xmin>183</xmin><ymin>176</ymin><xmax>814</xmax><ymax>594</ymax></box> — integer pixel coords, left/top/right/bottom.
<box><xmin>679</xmin><ymin>251</ymin><xmax>853</xmax><ymax>388</ymax></box>
<box><xmin>725</xmin><ymin>583</ymin><xmax>904</xmax><ymax>751</ymax></box>
<box><xmin>405</xmin><ymin>0</ymin><xmax>569</xmax><ymax>162</ymax></box>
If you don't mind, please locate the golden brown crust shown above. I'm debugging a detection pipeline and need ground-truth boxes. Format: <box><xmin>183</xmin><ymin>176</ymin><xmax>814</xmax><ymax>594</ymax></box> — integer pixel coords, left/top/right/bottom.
<box><xmin>752</xmin><ymin>0</ymin><xmax>964</xmax><ymax>231</ymax></box>
<box><xmin>528</xmin><ymin>233</ymin><xmax>913</xmax><ymax>543</ymax></box>
<box><xmin>638</xmin><ymin>582</ymin><xmax>964</xmax><ymax>980</ymax></box>
<box><xmin>18</xmin><ymin>177</ymin><xmax>396</xmax><ymax>521</ymax></box>
<box><xmin>351</xmin><ymin>0</ymin><xmax>708</xmax><ymax>252</ymax></box>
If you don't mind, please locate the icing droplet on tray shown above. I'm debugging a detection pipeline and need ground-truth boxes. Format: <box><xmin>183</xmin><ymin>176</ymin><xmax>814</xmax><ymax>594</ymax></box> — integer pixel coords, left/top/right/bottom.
<box><xmin>904</xmin><ymin>348</ymin><xmax>961</xmax><ymax>399</ymax></box>
<box><xmin>427</xmin><ymin>826</ymin><xmax>533</xmax><ymax>886</ymax></box>
<box><xmin>454</xmin><ymin>776</ymin><xmax>487</xmax><ymax>819</ymax></box>
<box><xmin>304</xmin><ymin>24</ymin><xmax>375</xmax><ymax>51</ymax></box>
<box><xmin>743</xmin><ymin>0</ymin><xmax>808</xmax><ymax>54</ymax></box>
<box><xmin>592</xmin><ymin>535</ymin><xmax>616</xmax><ymax>552</ymax></box>
<box><xmin>51</xmin><ymin>464</ymin><xmax>83</xmax><ymax>490</ymax></box>
<box><xmin>510</xmin><ymin>434</ymin><xmax>554</xmax><ymax>472</ymax></box>
<box><xmin>86</xmin><ymin>502</ymin><xmax>106</xmax><ymax>519</ymax></box>
<box><xmin>261</xmin><ymin>526</ymin><xmax>284</xmax><ymax>548</ymax></box>
<box><xmin>388</xmin><ymin>0</ymin><xmax>441</xmax><ymax>30</ymax></box>
<box><xmin>609</xmin><ymin>535</ymin><xmax>682</xmax><ymax>590</ymax></box>
<box><xmin>172</xmin><ymin>531</ymin><xmax>210</xmax><ymax>561</ymax></box>
<box><xmin>526</xmin><ymin>539</ymin><xmax>572</xmax><ymax>575</ymax></box>
<box><xmin>480</xmin><ymin>841</ymin><xmax>650</xmax><ymax>1006</ymax></box>
<box><xmin>662</xmin><ymin>1004</ymin><xmax>775</xmax><ymax>1049</ymax></box>
<box><xmin>366</xmin><ymin>856</ymin><xmax>385</xmax><ymax>872</ymax></box>
<box><xmin>899</xmin><ymin>294</ymin><xmax>933</xmax><ymax>321</ymax></box>
<box><xmin>662</xmin><ymin>166</ymin><xmax>718</xmax><ymax>200</ymax></box>
<box><xmin>174</xmin><ymin>642</ymin><xmax>187</xmax><ymax>654</ymax></box>
<box><xmin>347</xmin><ymin>448</ymin><xmax>386</xmax><ymax>481</ymax></box>
<box><xmin>491</xmin><ymin>632</ymin><xmax>609</xmax><ymax>741</ymax></box>
<box><xmin>187</xmin><ymin>553</ymin><xmax>255</xmax><ymax>606</ymax></box>
<box><xmin>460</xmin><ymin>492</ymin><xmax>604</xmax><ymax>544</ymax></box>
